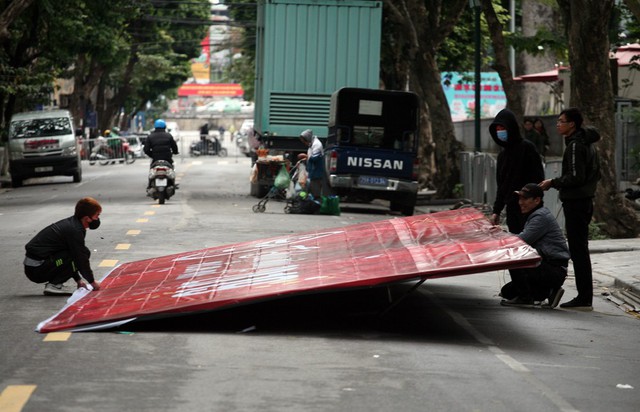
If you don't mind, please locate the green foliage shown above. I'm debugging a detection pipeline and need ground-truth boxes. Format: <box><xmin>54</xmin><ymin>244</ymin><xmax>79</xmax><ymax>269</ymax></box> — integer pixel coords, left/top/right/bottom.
<box><xmin>508</xmin><ymin>28</ymin><xmax>568</xmax><ymax>59</ymax></box>
<box><xmin>226</xmin><ymin>0</ymin><xmax>257</xmax><ymax>101</ymax></box>
<box><xmin>589</xmin><ymin>222</ymin><xmax>609</xmax><ymax>240</ymax></box>
<box><xmin>0</xmin><ymin>0</ymin><xmax>209</xmax><ymax>128</ymax></box>
<box><xmin>452</xmin><ymin>183</ymin><xmax>464</xmax><ymax>198</ymax></box>
<box><xmin>630</xmin><ymin>146</ymin><xmax>640</xmax><ymax>173</ymax></box>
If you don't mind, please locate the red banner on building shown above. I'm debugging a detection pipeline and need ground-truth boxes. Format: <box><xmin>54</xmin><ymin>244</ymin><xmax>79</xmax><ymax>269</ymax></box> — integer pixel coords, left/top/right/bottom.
<box><xmin>37</xmin><ymin>209</ymin><xmax>540</xmax><ymax>333</ymax></box>
<box><xmin>178</xmin><ymin>83</ymin><xmax>244</xmax><ymax>97</ymax></box>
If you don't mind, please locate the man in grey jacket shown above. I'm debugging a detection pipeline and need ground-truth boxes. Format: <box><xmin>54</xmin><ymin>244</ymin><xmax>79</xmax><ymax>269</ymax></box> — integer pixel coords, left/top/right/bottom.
<box><xmin>501</xmin><ymin>184</ymin><xmax>570</xmax><ymax>308</ymax></box>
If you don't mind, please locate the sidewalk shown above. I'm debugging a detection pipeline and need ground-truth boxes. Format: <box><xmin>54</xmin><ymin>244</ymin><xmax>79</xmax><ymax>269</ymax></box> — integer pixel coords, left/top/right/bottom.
<box><xmin>589</xmin><ymin>238</ymin><xmax>640</xmax><ymax>298</ymax></box>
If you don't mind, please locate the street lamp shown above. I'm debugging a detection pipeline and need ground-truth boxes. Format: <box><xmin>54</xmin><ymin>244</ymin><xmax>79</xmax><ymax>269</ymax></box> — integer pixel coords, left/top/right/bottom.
<box><xmin>470</xmin><ymin>0</ymin><xmax>482</xmax><ymax>153</ymax></box>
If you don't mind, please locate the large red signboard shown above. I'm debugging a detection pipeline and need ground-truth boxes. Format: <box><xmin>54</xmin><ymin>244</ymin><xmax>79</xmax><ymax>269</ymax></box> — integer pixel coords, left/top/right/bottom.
<box><xmin>37</xmin><ymin>209</ymin><xmax>540</xmax><ymax>333</ymax></box>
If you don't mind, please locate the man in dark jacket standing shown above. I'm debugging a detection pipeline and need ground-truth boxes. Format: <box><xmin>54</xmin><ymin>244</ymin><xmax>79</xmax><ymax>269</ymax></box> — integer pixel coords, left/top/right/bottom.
<box><xmin>24</xmin><ymin>197</ymin><xmax>103</xmax><ymax>296</ymax></box>
<box><xmin>144</xmin><ymin>119</ymin><xmax>179</xmax><ymax>164</ymax></box>
<box><xmin>540</xmin><ymin>107</ymin><xmax>601</xmax><ymax>311</ymax></box>
<box><xmin>489</xmin><ymin>109</ymin><xmax>545</xmax><ymax>234</ymax></box>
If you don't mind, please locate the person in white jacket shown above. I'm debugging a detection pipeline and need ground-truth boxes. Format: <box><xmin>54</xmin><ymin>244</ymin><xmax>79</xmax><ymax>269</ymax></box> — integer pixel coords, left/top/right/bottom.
<box><xmin>297</xmin><ymin>129</ymin><xmax>324</xmax><ymax>198</ymax></box>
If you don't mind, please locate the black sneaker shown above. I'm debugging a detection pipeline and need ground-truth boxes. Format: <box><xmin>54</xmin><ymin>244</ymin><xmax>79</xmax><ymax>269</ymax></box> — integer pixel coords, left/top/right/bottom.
<box><xmin>500</xmin><ymin>297</ymin><xmax>535</xmax><ymax>308</ymax></box>
<box><xmin>546</xmin><ymin>287</ymin><xmax>565</xmax><ymax>309</ymax></box>
<box><xmin>559</xmin><ymin>297</ymin><xmax>593</xmax><ymax>311</ymax></box>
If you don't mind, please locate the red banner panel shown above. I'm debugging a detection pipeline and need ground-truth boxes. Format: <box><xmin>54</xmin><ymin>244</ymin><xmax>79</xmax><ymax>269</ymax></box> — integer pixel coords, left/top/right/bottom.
<box><xmin>177</xmin><ymin>83</ymin><xmax>244</xmax><ymax>97</ymax></box>
<box><xmin>37</xmin><ymin>209</ymin><xmax>540</xmax><ymax>333</ymax></box>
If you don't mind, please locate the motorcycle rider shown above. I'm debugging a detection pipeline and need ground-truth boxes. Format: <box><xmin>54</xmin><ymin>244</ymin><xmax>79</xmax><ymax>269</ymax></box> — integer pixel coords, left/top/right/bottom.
<box><xmin>144</xmin><ymin>119</ymin><xmax>179</xmax><ymax>164</ymax></box>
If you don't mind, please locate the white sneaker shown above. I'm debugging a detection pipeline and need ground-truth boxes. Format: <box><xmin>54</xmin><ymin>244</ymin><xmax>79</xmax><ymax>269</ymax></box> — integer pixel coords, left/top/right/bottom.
<box><xmin>43</xmin><ymin>282</ymin><xmax>74</xmax><ymax>296</ymax></box>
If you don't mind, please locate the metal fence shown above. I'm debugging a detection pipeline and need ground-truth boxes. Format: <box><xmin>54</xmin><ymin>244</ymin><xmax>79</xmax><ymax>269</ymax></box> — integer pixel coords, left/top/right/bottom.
<box><xmin>459</xmin><ymin>152</ymin><xmax>565</xmax><ymax>227</ymax></box>
<box><xmin>79</xmin><ymin>136</ymin><xmax>145</xmax><ymax>161</ymax></box>
<box><xmin>459</xmin><ymin>152</ymin><xmax>496</xmax><ymax>206</ymax></box>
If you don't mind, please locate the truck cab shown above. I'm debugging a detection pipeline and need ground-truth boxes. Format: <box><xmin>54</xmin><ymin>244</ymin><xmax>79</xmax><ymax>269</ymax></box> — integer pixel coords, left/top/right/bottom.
<box><xmin>325</xmin><ymin>88</ymin><xmax>420</xmax><ymax>216</ymax></box>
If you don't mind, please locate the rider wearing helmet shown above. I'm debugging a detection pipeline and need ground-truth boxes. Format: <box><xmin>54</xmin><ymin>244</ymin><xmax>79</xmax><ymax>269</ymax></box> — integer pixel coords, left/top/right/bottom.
<box><xmin>144</xmin><ymin>119</ymin><xmax>179</xmax><ymax>164</ymax></box>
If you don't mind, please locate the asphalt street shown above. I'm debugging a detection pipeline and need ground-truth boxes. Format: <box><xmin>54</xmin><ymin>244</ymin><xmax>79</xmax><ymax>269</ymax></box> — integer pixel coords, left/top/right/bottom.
<box><xmin>0</xmin><ymin>132</ymin><xmax>638</xmax><ymax>412</ymax></box>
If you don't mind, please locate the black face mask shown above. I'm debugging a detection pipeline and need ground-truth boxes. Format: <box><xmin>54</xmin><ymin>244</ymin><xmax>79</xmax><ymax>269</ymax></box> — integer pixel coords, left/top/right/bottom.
<box><xmin>88</xmin><ymin>218</ymin><xmax>101</xmax><ymax>230</ymax></box>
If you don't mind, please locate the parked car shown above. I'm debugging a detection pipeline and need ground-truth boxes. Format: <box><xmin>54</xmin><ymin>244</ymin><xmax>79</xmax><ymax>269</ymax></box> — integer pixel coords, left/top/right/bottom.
<box><xmin>126</xmin><ymin>136</ymin><xmax>144</xmax><ymax>158</ymax></box>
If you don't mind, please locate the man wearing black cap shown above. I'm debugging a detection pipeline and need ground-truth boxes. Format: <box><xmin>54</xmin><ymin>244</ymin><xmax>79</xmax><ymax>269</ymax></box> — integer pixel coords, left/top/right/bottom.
<box><xmin>500</xmin><ymin>183</ymin><xmax>570</xmax><ymax>308</ymax></box>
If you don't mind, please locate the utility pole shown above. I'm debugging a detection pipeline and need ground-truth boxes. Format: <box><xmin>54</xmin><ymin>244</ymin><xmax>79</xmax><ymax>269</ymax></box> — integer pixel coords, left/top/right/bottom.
<box><xmin>471</xmin><ymin>0</ymin><xmax>482</xmax><ymax>153</ymax></box>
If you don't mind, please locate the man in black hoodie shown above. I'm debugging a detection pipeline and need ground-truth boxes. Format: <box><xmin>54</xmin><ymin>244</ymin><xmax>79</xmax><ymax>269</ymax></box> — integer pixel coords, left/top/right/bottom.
<box><xmin>24</xmin><ymin>197</ymin><xmax>103</xmax><ymax>296</ymax></box>
<box><xmin>540</xmin><ymin>107</ymin><xmax>601</xmax><ymax>311</ymax></box>
<box><xmin>489</xmin><ymin>109</ymin><xmax>545</xmax><ymax>234</ymax></box>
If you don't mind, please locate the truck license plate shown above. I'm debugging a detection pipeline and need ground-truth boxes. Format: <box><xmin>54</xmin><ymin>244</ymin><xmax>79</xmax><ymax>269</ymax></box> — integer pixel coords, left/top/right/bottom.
<box><xmin>155</xmin><ymin>178</ymin><xmax>167</xmax><ymax>187</ymax></box>
<box><xmin>358</xmin><ymin>176</ymin><xmax>387</xmax><ymax>186</ymax></box>
<box><xmin>35</xmin><ymin>166</ymin><xmax>53</xmax><ymax>173</ymax></box>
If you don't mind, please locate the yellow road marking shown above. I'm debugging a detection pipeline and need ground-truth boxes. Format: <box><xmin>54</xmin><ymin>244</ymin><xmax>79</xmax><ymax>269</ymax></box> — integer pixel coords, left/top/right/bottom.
<box><xmin>43</xmin><ymin>332</ymin><xmax>71</xmax><ymax>342</ymax></box>
<box><xmin>151</xmin><ymin>204</ymin><xmax>161</xmax><ymax>208</ymax></box>
<box><xmin>115</xmin><ymin>244</ymin><xmax>131</xmax><ymax>250</ymax></box>
<box><xmin>0</xmin><ymin>385</ymin><xmax>36</xmax><ymax>412</ymax></box>
<box><xmin>136</xmin><ymin>218</ymin><xmax>148</xmax><ymax>223</ymax></box>
<box><xmin>99</xmin><ymin>260</ymin><xmax>118</xmax><ymax>267</ymax></box>
<box><xmin>127</xmin><ymin>230</ymin><xmax>141</xmax><ymax>236</ymax></box>
<box><xmin>144</xmin><ymin>211</ymin><xmax>155</xmax><ymax>216</ymax></box>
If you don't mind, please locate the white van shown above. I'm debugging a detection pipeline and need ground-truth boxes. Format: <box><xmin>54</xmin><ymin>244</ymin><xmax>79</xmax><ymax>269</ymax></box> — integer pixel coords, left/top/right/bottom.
<box><xmin>8</xmin><ymin>110</ymin><xmax>81</xmax><ymax>187</ymax></box>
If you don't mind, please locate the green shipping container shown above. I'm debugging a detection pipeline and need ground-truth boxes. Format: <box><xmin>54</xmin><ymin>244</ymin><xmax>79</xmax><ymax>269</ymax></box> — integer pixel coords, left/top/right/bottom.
<box><xmin>254</xmin><ymin>0</ymin><xmax>382</xmax><ymax>149</ymax></box>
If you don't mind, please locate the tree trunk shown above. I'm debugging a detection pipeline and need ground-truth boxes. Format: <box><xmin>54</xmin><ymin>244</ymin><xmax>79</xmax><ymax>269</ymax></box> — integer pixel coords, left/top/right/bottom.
<box><xmin>411</xmin><ymin>50</ymin><xmax>464</xmax><ymax>195</ymax></box>
<box><xmin>0</xmin><ymin>0</ymin><xmax>36</xmax><ymax>41</ymax></box>
<box><xmin>558</xmin><ymin>0</ymin><xmax>639</xmax><ymax>238</ymax></box>
<box><xmin>68</xmin><ymin>54</ymin><xmax>104</xmax><ymax>131</ymax></box>
<box><xmin>520</xmin><ymin>0</ymin><xmax>560</xmax><ymax>115</ymax></box>
<box><xmin>482</xmin><ymin>0</ymin><xmax>524</xmax><ymax>121</ymax></box>
<box><xmin>102</xmin><ymin>45</ymin><xmax>139</xmax><ymax>131</ymax></box>
<box><xmin>383</xmin><ymin>0</ymin><xmax>467</xmax><ymax>197</ymax></box>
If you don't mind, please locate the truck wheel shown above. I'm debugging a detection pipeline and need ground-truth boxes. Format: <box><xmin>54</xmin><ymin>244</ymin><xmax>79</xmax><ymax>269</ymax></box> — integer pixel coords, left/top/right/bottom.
<box><xmin>390</xmin><ymin>201</ymin><xmax>402</xmax><ymax>212</ymax></box>
<box><xmin>401</xmin><ymin>205</ymin><xmax>415</xmax><ymax>216</ymax></box>
<box><xmin>11</xmin><ymin>176</ymin><xmax>22</xmax><ymax>188</ymax></box>
<box><xmin>73</xmin><ymin>170</ymin><xmax>82</xmax><ymax>183</ymax></box>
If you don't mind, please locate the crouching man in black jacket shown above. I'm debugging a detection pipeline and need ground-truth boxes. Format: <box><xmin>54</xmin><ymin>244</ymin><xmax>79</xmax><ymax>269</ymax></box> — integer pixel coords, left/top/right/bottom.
<box><xmin>24</xmin><ymin>197</ymin><xmax>103</xmax><ymax>296</ymax></box>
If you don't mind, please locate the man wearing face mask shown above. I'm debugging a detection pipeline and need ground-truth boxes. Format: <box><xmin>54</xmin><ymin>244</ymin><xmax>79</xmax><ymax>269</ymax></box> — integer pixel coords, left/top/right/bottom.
<box><xmin>488</xmin><ymin>108</ymin><xmax>545</xmax><ymax>234</ymax></box>
<box><xmin>24</xmin><ymin>197</ymin><xmax>103</xmax><ymax>295</ymax></box>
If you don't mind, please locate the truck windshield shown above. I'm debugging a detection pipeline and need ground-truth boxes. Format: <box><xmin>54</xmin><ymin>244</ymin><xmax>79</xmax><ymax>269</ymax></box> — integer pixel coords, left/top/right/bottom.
<box><xmin>9</xmin><ymin>117</ymin><xmax>72</xmax><ymax>139</ymax></box>
<box><xmin>329</xmin><ymin>89</ymin><xmax>419</xmax><ymax>152</ymax></box>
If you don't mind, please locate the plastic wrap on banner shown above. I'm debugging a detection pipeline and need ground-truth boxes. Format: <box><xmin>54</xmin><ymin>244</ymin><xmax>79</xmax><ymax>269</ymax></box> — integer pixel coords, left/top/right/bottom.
<box><xmin>37</xmin><ymin>208</ymin><xmax>540</xmax><ymax>333</ymax></box>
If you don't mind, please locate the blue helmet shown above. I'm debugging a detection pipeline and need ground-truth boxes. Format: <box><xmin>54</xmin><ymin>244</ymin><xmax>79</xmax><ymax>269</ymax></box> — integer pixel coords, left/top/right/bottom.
<box><xmin>154</xmin><ymin>119</ymin><xmax>166</xmax><ymax>129</ymax></box>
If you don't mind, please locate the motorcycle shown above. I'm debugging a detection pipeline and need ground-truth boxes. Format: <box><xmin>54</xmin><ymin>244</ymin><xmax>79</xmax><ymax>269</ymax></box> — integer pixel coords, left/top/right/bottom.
<box><xmin>190</xmin><ymin>137</ymin><xmax>227</xmax><ymax>157</ymax></box>
<box><xmin>146</xmin><ymin>160</ymin><xmax>177</xmax><ymax>204</ymax></box>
